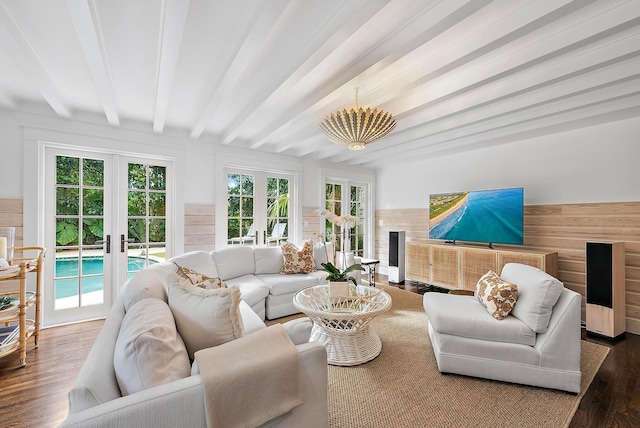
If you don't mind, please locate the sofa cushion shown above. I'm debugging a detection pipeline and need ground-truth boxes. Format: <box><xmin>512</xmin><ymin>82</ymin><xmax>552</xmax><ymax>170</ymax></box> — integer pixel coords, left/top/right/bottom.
<box><xmin>475</xmin><ymin>270</ymin><xmax>518</xmax><ymax>320</ymax></box>
<box><xmin>122</xmin><ymin>262</ymin><xmax>174</xmax><ymax>311</ymax></box>
<box><xmin>254</xmin><ymin>247</ymin><xmax>284</xmax><ymax>274</ymax></box>
<box><xmin>258</xmin><ymin>273</ymin><xmax>320</xmax><ymax>296</ymax></box>
<box><xmin>114</xmin><ymin>298</ymin><xmax>191</xmax><ymax>396</ymax></box>
<box><xmin>312</xmin><ymin>242</ymin><xmax>335</xmax><ymax>269</ymax></box>
<box><xmin>169</xmin><ymin>250</ymin><xmax>219</xmax><ymax>278</ymax></box>
<box><xmin>281</xmin><ymin>241</ymin><xmax>316</xmax><ymax>274</ymax></box>
<box><xmin>223</xmin><ymin>274</ymin><xmax>270</xmax><ymax>308</ymax></box>
<box><xmin>282</xmin><ymin>317</ymin><xmax>313</xmax><ymax>345</ymax></box>
<box><xmin>238</xmin><ymin>301</ymin><xmax>266</xmax><ymax>336</ymax></box>
<box><xmin>500</xmin><ymin>263</ymin><xmax>564</xmax><ymax>333</ymax></box>
<box><xmin>168</xmin><ymin>283</ymin><xmax>244</xmax><ymax>359</ymax></box>
<box><xmin>212</xmin><ymin>246</ymin><xmax>255</xmax><ymax>280</ymax></box>
<box><xmin>423</xmin><ymin>292</ymin><xmax>536</xmax><ymax>346</ymax></box>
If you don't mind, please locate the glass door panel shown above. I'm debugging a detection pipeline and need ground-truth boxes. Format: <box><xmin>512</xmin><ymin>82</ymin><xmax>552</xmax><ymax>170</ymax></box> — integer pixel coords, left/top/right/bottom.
<box><xmin>325</xmin><ymin>183</ymin><xmax>342</xmax><ymax>250</ymax></box>
<box><xmin>124</xmin><ymin>162</ymin><xmax>168</xmax><ymax>279</ymax></box>
<box><xmin>266</xmin><ymin>176</ymin><xmax>289</xmax><ymax>246</ymax></box>
<box><xmin>350</xmin><ymin>185</ymin><xmax>365</xmax><ymax>257</ymax></box>
<box><xmin>53</xmin><ymin>156</ymin><xmax>107</xmax><ymax>310</ymax></box>
<box><xmin>227</xmin><ymin>173</ymin><xmax>255</xmax><ymax>246</ymax></box>
<box><xmin>325</xmin><ymin>181</ymin><xmax>369</xmax><ymax>258</ymax></box>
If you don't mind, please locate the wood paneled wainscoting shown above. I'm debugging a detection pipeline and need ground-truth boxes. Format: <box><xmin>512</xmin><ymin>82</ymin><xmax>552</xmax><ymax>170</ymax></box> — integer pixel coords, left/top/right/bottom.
<box><xmin>184</xmin><ymin>203</ymin><xmax>215</xmax><ymax>252</ymax></box>
<box><xmin>0</xmin><ymin>198</ymin><xmax>23</xmax><ymax>294</ymax></box>
<box><xmin>376</xmin><ymin>201</ymin><xmax>640</xmax><ymax>335</ymax></box>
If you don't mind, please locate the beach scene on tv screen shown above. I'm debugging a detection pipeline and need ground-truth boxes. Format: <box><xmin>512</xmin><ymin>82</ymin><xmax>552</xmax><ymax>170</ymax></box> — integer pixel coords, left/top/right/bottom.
<box><xmin>429</xmin><ymin>188</ymin><xmax>524</xmax><ymax>245</ymax></box>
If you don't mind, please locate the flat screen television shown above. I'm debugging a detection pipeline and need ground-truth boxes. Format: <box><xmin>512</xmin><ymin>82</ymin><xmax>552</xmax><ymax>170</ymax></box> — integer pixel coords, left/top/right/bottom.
<box><xmin>429</xmin><ymin>187</ymin><xmax>524</xmax><ymax>246</ymax></box>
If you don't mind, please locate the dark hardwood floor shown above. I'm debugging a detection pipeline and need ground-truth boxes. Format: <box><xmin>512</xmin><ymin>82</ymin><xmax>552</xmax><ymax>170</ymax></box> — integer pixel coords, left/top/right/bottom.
<box><xmin>0</xmin><ymin>275</ymin><xmax>638</xmax><ymax>427</ymax></box>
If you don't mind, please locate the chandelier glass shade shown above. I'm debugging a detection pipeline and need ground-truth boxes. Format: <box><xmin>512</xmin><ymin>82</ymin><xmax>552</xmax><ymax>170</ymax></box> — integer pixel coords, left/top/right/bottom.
<box><xmin>319</xmin><ymin>89</ymin><xmax>396</xmax><ymax>150</ymax></box>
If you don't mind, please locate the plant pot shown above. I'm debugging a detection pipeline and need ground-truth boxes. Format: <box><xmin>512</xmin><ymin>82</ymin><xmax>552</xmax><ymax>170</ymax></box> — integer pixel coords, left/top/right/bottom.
<box><xmin>329</xmin><ymin>281</ymin><xmax>350</xmax><ymax>297</ymax></box>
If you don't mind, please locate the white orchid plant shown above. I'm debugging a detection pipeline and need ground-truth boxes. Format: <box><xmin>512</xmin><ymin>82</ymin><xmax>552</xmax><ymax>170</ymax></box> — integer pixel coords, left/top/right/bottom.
<box><xmin>316</xmin><ymin>209</ymin><xmax>362</xmax><ymax>269</ymax></box>
<box><xmin>316</xmin><ymin>209</ymin><xmax>361</xmax><ymax>226</ymax></box>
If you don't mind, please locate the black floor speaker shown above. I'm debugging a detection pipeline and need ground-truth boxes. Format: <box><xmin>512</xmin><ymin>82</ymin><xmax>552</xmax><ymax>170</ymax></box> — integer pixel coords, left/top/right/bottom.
<box><xmin>388</xmin><ymin>231</ymin><xmax>405</xmax><ymax>283</ymax></box>
<box><xmin>586</xmin><ymin>241</ymin><xmax>625</xmax><ymax>340</ymax></box>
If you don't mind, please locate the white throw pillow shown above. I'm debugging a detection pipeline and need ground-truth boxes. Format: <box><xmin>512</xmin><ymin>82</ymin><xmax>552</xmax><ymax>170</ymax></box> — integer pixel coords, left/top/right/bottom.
<box><xmin>500</xmin><ymin>263</ymin><xmax>564</xmax><ymax>333</ymax></box>
<box><xmin>168</xmin><ymin>283</ymin><xmax>244</xmax><ymax>359</ymax></box>
<box><xmin>114</xmin><ymin>298</ymin><xmax>191</xmax><ymax>396</ymax></box>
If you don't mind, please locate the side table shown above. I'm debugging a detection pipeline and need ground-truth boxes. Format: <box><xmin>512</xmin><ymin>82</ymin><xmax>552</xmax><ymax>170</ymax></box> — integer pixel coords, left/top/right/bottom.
<box><xmin>359</xmin><ymin>258</ymin><xmax>380</xmax><ymax>287</ymax></box>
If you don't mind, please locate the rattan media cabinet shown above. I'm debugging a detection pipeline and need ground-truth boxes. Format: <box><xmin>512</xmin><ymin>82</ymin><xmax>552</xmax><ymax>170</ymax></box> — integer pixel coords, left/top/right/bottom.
<box><xmin>406</xmin><ymin>241</ymin><xmax>558</xmax><ymax>290</ymax></box>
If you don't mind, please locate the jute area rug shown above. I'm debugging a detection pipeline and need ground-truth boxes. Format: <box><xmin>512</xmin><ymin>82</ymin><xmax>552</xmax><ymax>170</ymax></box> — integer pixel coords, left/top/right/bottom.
<box><xmin>273</xmin><ymin>285</ymin><xmax>609</xmax><ymax>428</ymax></box>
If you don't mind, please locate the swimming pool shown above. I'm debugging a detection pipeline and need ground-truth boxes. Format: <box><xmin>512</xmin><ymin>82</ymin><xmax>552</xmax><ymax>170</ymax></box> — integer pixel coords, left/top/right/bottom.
<box><xmin>55</xmin><ymin>257</ymin><xmax>158</xmax><ymax>299</ymax></box>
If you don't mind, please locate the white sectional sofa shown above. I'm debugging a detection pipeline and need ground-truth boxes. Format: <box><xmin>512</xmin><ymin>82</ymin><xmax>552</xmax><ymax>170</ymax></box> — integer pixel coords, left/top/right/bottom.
<box><xmin>179</xmin><ymin>242</ymin><xmax>359</xmax><ymax>320</ymax></box>
<box><xmin>60</xmin><ymin>250</ymin><xmax>329</xmax><ymax>428</ymax></box>
<box><xmin>208</xmin><ymin>245</ymin><xmax>327</xmax><ymax>320</ymax></box>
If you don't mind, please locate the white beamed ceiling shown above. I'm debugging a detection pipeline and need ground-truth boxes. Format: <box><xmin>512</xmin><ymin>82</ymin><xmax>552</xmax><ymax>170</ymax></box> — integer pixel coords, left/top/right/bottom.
<box><xmin>0</xmin><ymin>0</ymin><xmax>638</xmax><ymax>168</ymax></box>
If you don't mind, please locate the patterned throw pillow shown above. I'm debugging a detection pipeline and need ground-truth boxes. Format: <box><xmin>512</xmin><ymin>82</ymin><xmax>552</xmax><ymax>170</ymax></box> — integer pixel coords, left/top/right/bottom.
<box><xmin>281</xmin><ymin>241</ymin><xmax>316</xmax><ymax>274</ymax></box>
<box><xmin>174</xmin><ymin>263</ymin><xmax>226</xmax><ymax>289</ymax></box>
<box><xmin>475</xmin><ymin>270</ymin><xmax>518</xmax><ymax>320</ymax></box>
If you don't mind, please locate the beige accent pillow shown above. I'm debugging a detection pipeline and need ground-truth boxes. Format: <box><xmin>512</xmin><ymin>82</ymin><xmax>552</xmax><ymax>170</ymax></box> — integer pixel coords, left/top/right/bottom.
<box><xmin>281</xmin><ymin>241</ymin><xmax>316</xmax><ymax>274</ymax></box>
<box><xmin>475</xmin><ymin>270</ymin><xmax>519</xmax><ymax>320</ymax></box>
<box><xmin>174</xmin><ymin>262</ymin><xmax>226</xmax><ymax>289</ymax></box>
<box><xmin>114</xmin><ymin>298</ymin><xmax>191</xmax><ymax>396</ymax></box>
<box><xmin>168</xmin><ymin>282</ymin><xmax>244</xmax><ymax>359</ymax></box>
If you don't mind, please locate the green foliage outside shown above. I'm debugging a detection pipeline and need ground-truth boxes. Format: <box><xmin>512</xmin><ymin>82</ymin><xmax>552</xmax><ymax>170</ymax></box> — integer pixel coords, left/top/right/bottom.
<box><xmin>55</xmin><ymin>156</ymin><xmax>166</xmax><ymax>247</ymax></box>
<box><xmin>227</xmin><ymin>174</ymin><xmax>289</xmax><ymax>240</ymax></box>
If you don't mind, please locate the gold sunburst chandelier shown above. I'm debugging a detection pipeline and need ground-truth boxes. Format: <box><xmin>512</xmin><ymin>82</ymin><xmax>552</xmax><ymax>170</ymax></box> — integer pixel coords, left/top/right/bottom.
<box><xmin>319</xmin><ymin>88</ymin><xmax>396</xmax><ymax>150</ymax></box>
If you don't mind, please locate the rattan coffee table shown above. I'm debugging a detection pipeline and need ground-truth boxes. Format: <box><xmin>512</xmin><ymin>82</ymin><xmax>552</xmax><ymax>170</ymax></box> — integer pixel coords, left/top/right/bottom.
<box><xmin>293</xmin><ymin>284</ymin><xmax>392</xmax><ymax>366</ymax></box>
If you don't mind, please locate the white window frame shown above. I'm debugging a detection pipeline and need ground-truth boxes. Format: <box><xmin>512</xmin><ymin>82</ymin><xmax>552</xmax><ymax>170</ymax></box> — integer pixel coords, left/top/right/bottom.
<box><xmin>322</xmin><ymin>175</ymin><xmax>375</xmax><ymax>259</ymax></box>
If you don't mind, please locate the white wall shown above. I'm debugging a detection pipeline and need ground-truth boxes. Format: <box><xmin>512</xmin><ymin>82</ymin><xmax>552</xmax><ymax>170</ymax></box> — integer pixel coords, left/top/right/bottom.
<box><xmin>0</xmin><ymin>110</ymin><xmax>24</xmax><ymax>198</ymax></box>
<box><xmin>376</xmin><ymin>116</ymin><xmax>640</xmax><ymax>208</ymax></box>
<box><xmin>0</xmin><ymin>107</ymin><xmax>375</xmax><ymax>250</ymax></box>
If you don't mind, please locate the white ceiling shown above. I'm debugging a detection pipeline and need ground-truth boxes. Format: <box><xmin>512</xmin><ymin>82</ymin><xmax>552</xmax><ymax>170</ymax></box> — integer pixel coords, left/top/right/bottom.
<box><xmin>0</xmin><ymin>0</ymin><xmax>639</xmax><ymax>168</ymax></box>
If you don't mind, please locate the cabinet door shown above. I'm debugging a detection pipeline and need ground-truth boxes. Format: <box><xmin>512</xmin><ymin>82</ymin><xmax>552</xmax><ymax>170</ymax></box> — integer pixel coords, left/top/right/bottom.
<box><xmin>407</xmin><ymin>243</ymin><xmax>430</xmax><ymax>282</ymax></box>
<box><xmin>461</xmin><ymin>248</ymin><xmax>497</xmax><ymax>290</ymax></box>
<box><xmin>497</xmin><ymin>252</ymin><xmax>543</xmax><ymax>274</ymax></box>
<box><xmin>430</xmin><ymin>246</ymin><xmax>459</xmax><ymax>288</ymax></box>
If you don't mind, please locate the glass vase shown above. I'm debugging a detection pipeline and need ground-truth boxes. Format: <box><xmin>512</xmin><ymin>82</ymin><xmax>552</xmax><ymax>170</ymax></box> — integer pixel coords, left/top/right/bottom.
<box><xmin>0</xmin><ymin>227</ymin><xmax>16</xmax><ymax>262</ymax></box>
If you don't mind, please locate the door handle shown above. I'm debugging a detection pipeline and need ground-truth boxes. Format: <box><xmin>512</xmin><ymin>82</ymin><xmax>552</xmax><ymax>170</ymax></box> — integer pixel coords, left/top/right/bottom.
<box><xmin>121</xmin><ymin>234</ymin><xmax>135</xmax><ymax>253</ymax></box>
<box><xmin>263</xmin><ymin>230</ymin><xmax>267</xmax><ymax>246</ymax></box>
<box><xmin>96</xmin><ymin>235</ymin><xmax>111</xmax><ymax>254</ymax></box>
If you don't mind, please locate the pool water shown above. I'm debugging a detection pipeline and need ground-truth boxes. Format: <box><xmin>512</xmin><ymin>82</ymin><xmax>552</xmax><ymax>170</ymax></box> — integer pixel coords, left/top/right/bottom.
<box><xmin>55</xmin><ymin>257</ymin><xmax>158</xmax><ymax>299</ymax></box>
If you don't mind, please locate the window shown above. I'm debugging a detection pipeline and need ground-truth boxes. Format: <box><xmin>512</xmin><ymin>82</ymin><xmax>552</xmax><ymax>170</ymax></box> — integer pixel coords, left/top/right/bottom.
<box><xmin>226</xmin><ymin>170</ymin><xmax>292</xmax><ymax>247</ymax></box>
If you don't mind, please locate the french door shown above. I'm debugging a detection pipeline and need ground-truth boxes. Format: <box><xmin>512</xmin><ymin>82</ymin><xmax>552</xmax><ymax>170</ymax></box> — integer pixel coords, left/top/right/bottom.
<box><xmin>226</xmin><ymin>169</ymin><xmax>291</xmax><ymax>247</ymax></box>
<box><xmin>325</xmin><ymin>181</ymin><xmax>367</xmax><ymax>257</ymax></box>
<box><xmin>44</xmin><ymin>148</ymin><xmax>172</xmax><ymax>326</ymax></box>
